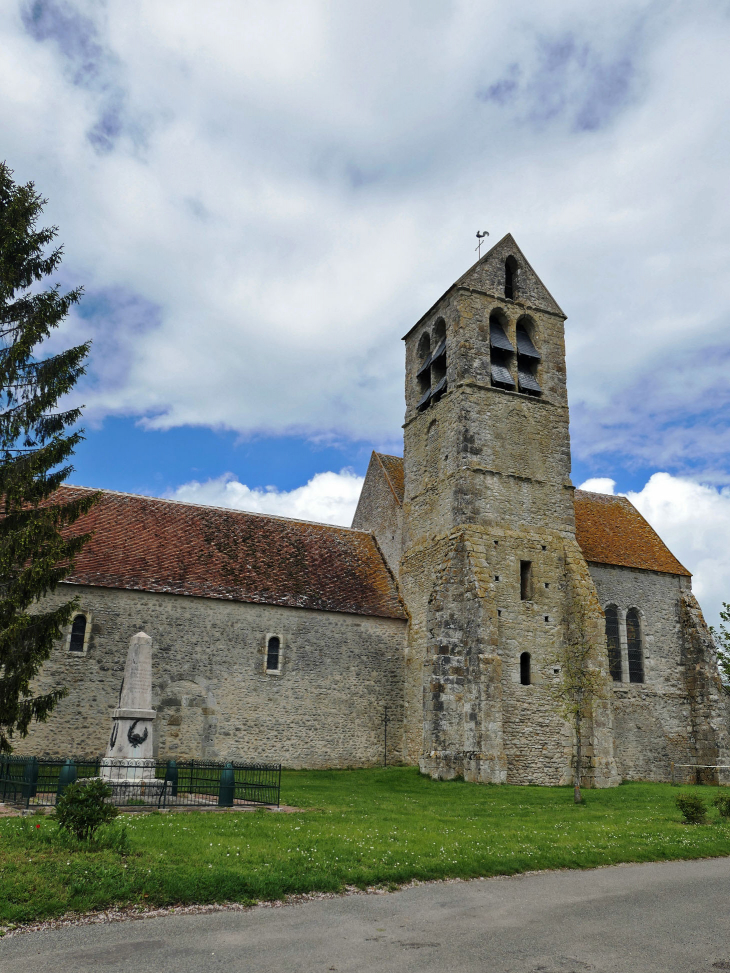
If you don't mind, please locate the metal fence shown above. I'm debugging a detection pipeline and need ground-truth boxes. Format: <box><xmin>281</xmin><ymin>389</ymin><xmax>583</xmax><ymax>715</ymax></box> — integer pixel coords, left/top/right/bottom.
<box><xmin>0</xmin><ymin>755</ymin><xmax>281</xmax><ymax>810</ymax></box>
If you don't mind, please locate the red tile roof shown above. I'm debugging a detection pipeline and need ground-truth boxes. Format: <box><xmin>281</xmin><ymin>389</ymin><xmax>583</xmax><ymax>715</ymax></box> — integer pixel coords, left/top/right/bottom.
<box><xmin>574</xmin><ymin>490</ymin><xmax>690</xmax><ymax>577</ymax></box>
<box><xmin>57</xmin><ymin>486</ymin><xmax>407</xmax><ymax>619</ymax></box>
<box><xmin>364</xmin><ymin>456</ymin><xmax>689</xmax><ymax>578</ymax></box>
<box><xmin>375</xmin><ymin>453</ymin><xmax>405</xmax><ymax>505</ymax></box>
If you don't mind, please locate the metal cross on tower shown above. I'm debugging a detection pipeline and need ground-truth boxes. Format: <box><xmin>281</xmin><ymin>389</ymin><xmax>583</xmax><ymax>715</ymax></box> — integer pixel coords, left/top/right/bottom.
<box><xmin>475</xmin><ymin>230</ymin><xmax>489</xmax><ymax>259</ymax></box>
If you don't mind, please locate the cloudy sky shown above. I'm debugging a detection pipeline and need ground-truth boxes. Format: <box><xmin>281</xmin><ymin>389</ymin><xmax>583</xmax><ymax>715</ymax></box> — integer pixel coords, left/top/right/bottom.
<box><xmin>2</xmin><ymin>0</ymin><xmax>729</xmax><ymax>626</ymax></box>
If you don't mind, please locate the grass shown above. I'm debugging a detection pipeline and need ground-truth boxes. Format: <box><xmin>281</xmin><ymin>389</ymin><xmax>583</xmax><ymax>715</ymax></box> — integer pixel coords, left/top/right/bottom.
<box><xmin>1</xmin><ymin>767</ymin><xmax>730</xmax><ymax>927</ymax></box>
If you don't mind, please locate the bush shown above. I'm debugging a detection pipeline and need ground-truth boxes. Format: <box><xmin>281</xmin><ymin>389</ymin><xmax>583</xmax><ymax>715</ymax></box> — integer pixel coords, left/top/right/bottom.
<box><xmin>714</xmin><ymin>792</ymin><xmax>730</xmax><ymax>818</ymax></box>
<box><xmin>55</xmin><ymin>778</ymin><xmax>118</xmax><ymax>841</ymax></box>
<box><xmin>676</xmin><ymin>793</ymin><xmax>707</xmax><ymax>824</ymax></box>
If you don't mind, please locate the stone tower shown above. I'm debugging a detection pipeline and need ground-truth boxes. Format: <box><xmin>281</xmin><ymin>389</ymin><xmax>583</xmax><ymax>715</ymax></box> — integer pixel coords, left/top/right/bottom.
<box><xmin>399</xmin><ymin>234</ymin><xmax>619</xmax><ymax>786</ymax></box>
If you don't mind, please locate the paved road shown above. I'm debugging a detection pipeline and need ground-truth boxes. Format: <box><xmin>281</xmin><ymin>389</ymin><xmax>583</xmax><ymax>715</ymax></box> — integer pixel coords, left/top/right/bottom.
<box><xmin>2</xmin><ymin>857</ymin><xmax>730</xmax><ymax>972</ymax></box>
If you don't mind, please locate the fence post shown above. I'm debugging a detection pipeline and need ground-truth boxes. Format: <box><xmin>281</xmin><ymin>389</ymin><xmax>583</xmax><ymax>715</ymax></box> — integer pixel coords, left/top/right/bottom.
<box><xmin>670</xmin><ymin>761</ymin><xmax>674</xmax><ymax>786</ymax></box>
<box><xmin>165</xmin><ymin>759</ymin><xmax>178</xmax><ymax>797</ymax></box>
<box><xmin>57</xmin><ymin>759</ymin><xmax>77</xmax><ymax>799</ymax></box>
<box><xmin>218</xmin><ymin>762</ymin><xmax>235</xmax><ymax>807</ymax></box>
<box><xmin>22</xmin><ymin>757</ymin><xmax>39</xmax><ymax>805</ymax></box>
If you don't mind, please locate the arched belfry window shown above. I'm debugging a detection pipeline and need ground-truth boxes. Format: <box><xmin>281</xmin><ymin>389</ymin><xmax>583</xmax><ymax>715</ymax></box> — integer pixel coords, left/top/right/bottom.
<box><xmin>504</xmin><ymin>256</ymin><xmax>518</xmax><ymax>300</ymax></box>
<box><xmin>604</xmin><ymin>605</ymin><xmax>622</xmax><ymax>681</ymax></box>
<box><xmin>626</xmin><ymin>609</ymin><xmax>644</xmax><ymax>683</ymax></box>
<box><xmin>520</xmin><ymin>651</ymin><xmax>531</xmax><ymax>686</ymax></box>
<box><xmin>416</xmin><ymin>331</ymin><xmax>431</xmax><ymax>409</ymax></box>
<box><xmin>417</xmin><ymin>319</ymin><xmax>448</xmax><ymax>411</ymax></box>
<box><xmin>266</xmin><ymin>635</ymin><xmax>281</xmax><ymax>672</ymax></box>
<box><xmin>489</xmin><ymin>309</ymin><xmax>515</xmax><ymax>390</ymax></box>
<box><xmin>516</xmin><ymin>317</ymin><xmax>541</xmax><ymax>397</ymax></box>
<box><xmin>69</xmin><ymin>613</ymin><xmax>87</xmax><ymax>653</ymax></box>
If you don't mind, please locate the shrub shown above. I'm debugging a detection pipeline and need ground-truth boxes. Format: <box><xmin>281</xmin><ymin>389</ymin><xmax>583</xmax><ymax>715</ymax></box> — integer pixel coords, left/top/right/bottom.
<box><xmin>676</xmin><ymin>793</ymin><xmax>707</xmax><ymax>824</ymax></box>
<box><xmin>55</xmin><ymin>778</ymin><xmax>118</xmax><ymax>841</ymax></box>
<box><xmin>714</xmin><ymin>792</ymin><xmax>730</xmax><ymax>818</ymax></box>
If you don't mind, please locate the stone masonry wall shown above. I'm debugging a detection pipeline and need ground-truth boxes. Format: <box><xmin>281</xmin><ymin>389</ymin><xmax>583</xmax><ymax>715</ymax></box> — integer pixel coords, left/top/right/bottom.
<box><xmin>351</xmin><ymin>453</ymin><xmax>402</xmax><ymax>576</ymax></box>
<box><xmin>16</xmin><ymin>584</ymin><xmax>407</xmax><ymax>768</ymax></box>
<box><xmin>588</xmin><ymin>563</ymin><xmax>730</xmax><ymax>781</ymax></box>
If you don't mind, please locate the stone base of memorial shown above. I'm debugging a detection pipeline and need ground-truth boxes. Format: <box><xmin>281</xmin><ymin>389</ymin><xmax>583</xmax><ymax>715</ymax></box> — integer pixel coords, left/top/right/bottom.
<box><xmin>100</xmin><ymin>756</ymin><xmax>166</xmax><ymax>802</ymax></box>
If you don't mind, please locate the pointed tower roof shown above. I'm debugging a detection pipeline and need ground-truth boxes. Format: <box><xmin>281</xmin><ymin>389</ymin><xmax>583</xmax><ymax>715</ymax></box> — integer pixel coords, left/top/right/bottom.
<box><xmin>403</xmin><ymin>233</ymin><xmax>564</xmax><ymax>339</ymax></box>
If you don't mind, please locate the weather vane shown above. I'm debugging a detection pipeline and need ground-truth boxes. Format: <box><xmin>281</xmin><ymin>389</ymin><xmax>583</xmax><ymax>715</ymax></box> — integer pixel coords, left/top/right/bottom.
<box><xmin>475</xmin><ymin>230</ymin><xmax>489</xmax><ymax>259</ymax></box>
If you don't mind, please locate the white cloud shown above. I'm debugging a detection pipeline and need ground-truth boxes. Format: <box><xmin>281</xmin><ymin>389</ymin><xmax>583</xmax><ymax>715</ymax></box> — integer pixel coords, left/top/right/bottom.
<box><xmin>1</xmin><ymin>2</ymin><xmax>730</xmax><ymax>474</ymax></box>
<box><xmin>167</xmin><ymin>468</ymin><xmax>364</xmax><ymax>527</ymax></box>
<box><xmin>577</xmin><ymin>477</ymin><xmax>616</xmax><ymax>495</ymax></box>
<box><xmin>578</xmin><ymin>472</ymin><xmax>730</xmax><ymax>630</ymax></box>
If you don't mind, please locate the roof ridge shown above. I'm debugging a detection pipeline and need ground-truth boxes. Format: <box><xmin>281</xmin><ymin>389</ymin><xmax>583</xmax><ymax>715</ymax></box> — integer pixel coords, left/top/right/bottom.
<box><xmin>373</xmin><ymin>452</ymin><xmax>404</xmax><ymax>507</ymax></box>
<box><xmin>59</xmin><ymin>483</ymin><xmax>374</xmax><ymax>535</ymax></box>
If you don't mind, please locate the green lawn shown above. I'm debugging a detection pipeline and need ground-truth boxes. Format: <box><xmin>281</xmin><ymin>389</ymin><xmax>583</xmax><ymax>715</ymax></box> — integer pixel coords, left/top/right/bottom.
<box><xmin>2</xmin><ymin>767</ymin><xmax>730</xmax><ymax>927</ymax></box>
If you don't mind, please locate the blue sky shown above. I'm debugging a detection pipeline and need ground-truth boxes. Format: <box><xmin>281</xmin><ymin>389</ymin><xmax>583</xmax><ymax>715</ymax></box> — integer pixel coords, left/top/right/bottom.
<box><xmin>2</xmin><ymin>0</ymin><xmax>730</xmax><ymax>624</ymax></box>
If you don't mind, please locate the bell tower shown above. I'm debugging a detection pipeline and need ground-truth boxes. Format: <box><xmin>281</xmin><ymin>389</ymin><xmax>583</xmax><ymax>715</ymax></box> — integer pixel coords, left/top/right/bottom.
<box><xmin>399</xmin><ymin>234</ymin><xmax>618</xmax><ymax>786</ymax></box>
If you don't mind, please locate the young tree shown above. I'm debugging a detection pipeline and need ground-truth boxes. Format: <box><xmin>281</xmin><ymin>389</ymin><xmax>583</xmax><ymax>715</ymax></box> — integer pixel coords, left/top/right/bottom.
<box><xmin>0</xmin><ymin>162</ymin><xmax>97</xmax><ymax>752</ymax></box>
<box><xmin>710</xmin><ymin>603</ymin><xmax>730</xmax><ymax>692</ymax></box>
<box><xmin>554</xmin><ymin>607</ymin><xmax>608</xmax><ymax>803</ymax></box>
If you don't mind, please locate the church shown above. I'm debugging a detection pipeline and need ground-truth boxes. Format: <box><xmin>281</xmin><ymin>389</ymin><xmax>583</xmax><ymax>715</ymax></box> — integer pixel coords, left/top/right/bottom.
<box><xmin>19</xmin><ymin>234</ymin><xmax>729</xmax><ymax>786</ymax></box>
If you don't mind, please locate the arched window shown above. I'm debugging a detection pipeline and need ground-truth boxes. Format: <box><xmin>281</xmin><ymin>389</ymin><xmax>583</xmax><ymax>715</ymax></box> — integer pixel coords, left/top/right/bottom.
<box><xmin>604</xmin><ymin>605</ymin><xmax>622</xmax><ymax>681</ymax></box>
<box><xmin>520</xmin><ymin>652</ymin><xmax>531</xmax><ymax>686</ymax></box>
<box><xmin>266</xmin><ymin>636</ymin><xmax>280</xmax><ymax>672</ymax></box>
<box><xmin>516</xmin><ymin>317</ymin><xmax>541</xmax><ymax>396</ymax></box>
<box><xmin>626</xmin><ymin>609</ymin><xmax>644</xmax><ymax>683</ymax></box>
<box><xmin>69</xmin><ymin>613</ymin><xmax>87</xmax><ymax>653</ymax></box>
<box><xmin>416</xmin><ymin>321</ymin><xmax>447</xmax><ymax>412</ymax></box>
<box><xmin>504</xmin><ymin>256</ymin><xmax>518</xmax><ymax>300</ymax></box>
<box><xmin>489</xmin><ymin>309</ymin><xmax>515</xmax><ymax>390</ymax></box>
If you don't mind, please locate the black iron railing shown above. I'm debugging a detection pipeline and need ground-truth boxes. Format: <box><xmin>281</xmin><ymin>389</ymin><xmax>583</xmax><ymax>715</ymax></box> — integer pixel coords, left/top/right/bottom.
<box><xmin>0</xmin><ymin>755</ymin><xmax>281</xmax><ymax>810</ymax></box>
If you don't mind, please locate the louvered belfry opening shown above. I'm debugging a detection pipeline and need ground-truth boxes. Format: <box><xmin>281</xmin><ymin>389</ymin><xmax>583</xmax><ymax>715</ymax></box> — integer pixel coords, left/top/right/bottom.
<box><xmin>416</xmin><ymin>331</ymin><xmax>431</xmax><ymax>410</ymax></box>
<box><xmin>516</xmin><ymin>317</ymin><xmax>542</xmax><ymax>397</ymax></box>
<box><xmin>489</xmin><ymin>309</ymin><xmax>515</xmax><ymax>390</ymax></box>
<box><xmin>604</xmin><ymin>605</ymin><xmax>622</xmax><ymax>681</ymax></box>
<box><xmin>69</xmin><ymin>614</ymin><xmax>87</xmax><ymax>653</ymax></box>
<box><xmin>417</xmin><ymin>319</ymin><xmax>447</xmax><ymax>411</ymax></box>
<box><xmin>626</xmin><ymin>609</ymin><xmax>644</xmax><ymax>683</ymax></box>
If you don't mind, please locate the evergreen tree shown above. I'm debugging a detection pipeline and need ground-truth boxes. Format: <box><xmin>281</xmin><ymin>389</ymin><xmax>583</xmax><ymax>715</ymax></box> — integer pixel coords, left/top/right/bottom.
<box><xmin>0</xmin><ymin>162</ymin><xmax>97</xmax><ymax>752</ymax></box>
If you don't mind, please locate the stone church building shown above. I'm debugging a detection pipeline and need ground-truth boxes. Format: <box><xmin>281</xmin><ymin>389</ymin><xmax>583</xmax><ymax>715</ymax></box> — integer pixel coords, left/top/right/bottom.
<box><xmin>19</xmin><ymin>235</ymin><xmax>729</xmax><ymax>786</ymax></box>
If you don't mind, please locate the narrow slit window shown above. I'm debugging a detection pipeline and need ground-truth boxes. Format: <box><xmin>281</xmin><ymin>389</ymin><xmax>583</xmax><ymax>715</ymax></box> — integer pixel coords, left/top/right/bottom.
<box><xmin>604</xmin><ymin>606</ymin><xmax>622</xmax><ymax>681</ymax></box>
<box><xmin>505</xmin><ymin>256</ymin><xmax>518</xmax><ymax>300</ymax></box>
<box><xmin>520</xmin><ymin>561</ymin><xmax>532</xmax><ymax>601</ymax></box>
<box><xmin>626</xmin><ymin>609</ymin><xmax>644</xmax><ymax>683</ymax></box>
<box><xmin>266</xmin><ymin>636</ymin><xmax>281</xmax><ymax>672</ymax></box>
<box><xmin>520</xmin><ymin>652</ymin><xmax>531</xmax><ymax>685</ymax></box>
<box><xmin>69</xmin><ymin>614</ymin><xmax>87</xmax><ymax>653</ymax></box>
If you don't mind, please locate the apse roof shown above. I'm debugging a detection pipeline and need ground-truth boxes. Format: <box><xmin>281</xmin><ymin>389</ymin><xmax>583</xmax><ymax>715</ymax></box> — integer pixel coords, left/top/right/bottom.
<box><xmin>56</xmin><ymin>486</ymin><xmax>407</xmax><ymax>620</ymax></box>
<box><xmin>574</xmin><ymin>490</ymin><xmax>691</xmax><ymax>577</ymax></box>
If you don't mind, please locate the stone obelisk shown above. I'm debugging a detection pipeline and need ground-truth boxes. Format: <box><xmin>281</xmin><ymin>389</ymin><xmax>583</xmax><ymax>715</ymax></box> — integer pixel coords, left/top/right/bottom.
<box><xmin>101</xmin><ymin>632</ymin><xmax>159</xmax><ymax>796</ymax></box>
